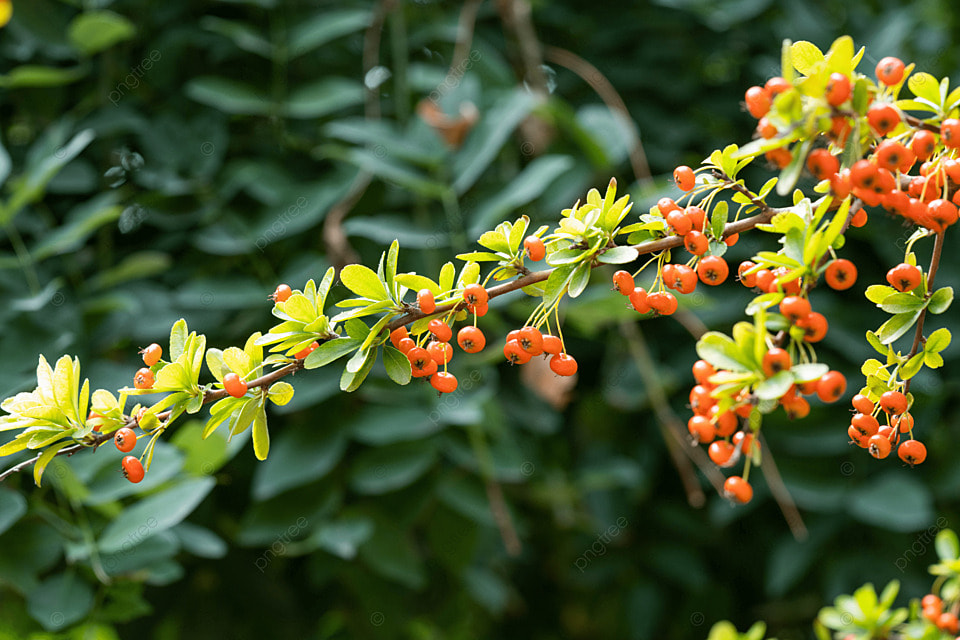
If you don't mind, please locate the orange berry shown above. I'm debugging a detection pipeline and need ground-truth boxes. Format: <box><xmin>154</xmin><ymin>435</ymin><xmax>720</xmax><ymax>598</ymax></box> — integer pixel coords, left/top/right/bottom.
<box><xmin>824</xmin><ymin>259</ymin><xmax>857</xmax><ymax>290</ymax></box>
<box><xmin>723</xmin><ymin>476</ymin><xmax>753</xmax><ymax>504</ymax></box>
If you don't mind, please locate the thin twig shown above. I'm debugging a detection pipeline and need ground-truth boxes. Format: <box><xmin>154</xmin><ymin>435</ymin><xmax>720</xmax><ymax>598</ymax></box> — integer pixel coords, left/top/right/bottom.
<box><xmin>544</xmin><ymin>46</ymin><xmax>651</xmax><ymax>183</ymax></box>
<box><xmin>757</xmin><ymin>432</ymin><xmax>808</xmax><ymax>541</ymax></box>
<box><xmin>904</xmin><ymin>229</ymin><xmax>946</xmax><ymax>395</ymax></box>
<box><xmin>620</xmin><ymin>321</ymin><xmax>721</xmax><ymax>505</ymax></box>
<box><xmin>450</xmin><ymin>0</ymin><xmax>483</xmax><ymax>72</ymax></box>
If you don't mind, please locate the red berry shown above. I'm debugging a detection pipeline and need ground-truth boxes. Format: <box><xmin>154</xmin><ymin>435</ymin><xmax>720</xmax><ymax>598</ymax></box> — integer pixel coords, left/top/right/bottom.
<box><xmin>430</xmin><ymin>371</ymin><xmax>458</xmax><ymax>394</ymax></box>
<box><xmin>912</xmin><ymin>130</ymin><xmax>938</xmax><ymax>161</ymax></box>
<box><xmin>684</xmin><ymin>230</ymin><xmax>708</xmax><ymax>256</ymax></box>
<box><xmin>825</xmin><ymin>72</ymin><xmax>851</xmax><ymax>106</ymax></box>
<box><xmin>762</xmin><ymin>348</ymin><xmax>791</xmax><ymax>377</ymax></box>
<box><xmin>666</xmin><ymin>209</ymin><xmax>692</xmax><ymax>236</ymax></box>
<box><xmin>504</xmin><ymin>339</ymin><xmax>532</xmax><ymax>365</ymax></box>
<box><xmin>121</xmin><ymin>456</ymin><xmax>145</xmax><ymax>483</ymax></box>
<box><xmin>517</xmin><ymin>326</ymin><xmax>544</xmax><ymax>355</ymax></box>
<box><xmin>886</xmin><ymin>263</ymin><xmax>922</xmax><ymax>292</ymax></box>
<box><xmin>898</xmin><ymin>439</ymin><xmax>927</xmax><ymax>465</ymax></box>
<box><xmin>879</xmin><ymin>390</ymin><xmax>908</xmax><ymax>415</ymax></box>
<box><xmin>851</xmin><ymin>412</ymin><xmax>880</xmax><ymax>438</ymax></box>
<box><xmin>457</xmin><ymin>326</ymin><xmax>486</xmax><ymax>354</ymax></box>
<box><xmin>738</xmin><ymin>261</ymin><xmax>757</xmax><ymax>288</ymax></box>
<box><xmin>816</xmin><ymin>370</ymin><xmax>847</xmax><ymax>403</ymax></box>
<box><xmin>692</xmin><ymin>359</ymin><xmax>716</xmax><ymax>386</ymax></box>
<box><xmin>744</xmin><ymin>86</ymin><xmax>770</xmax><ymax>118</ymax></box>
<box><xmin>941</xmin><ymin>118</ymin><xmax>960</xmax><ymax>148</ymax></box>
<box><xmin>708</xmin><ymin>441</ymin><xmax>736</xmax><ymax>467</ymax></box>
<box><xmin>687</xmin><ymin>415</ymin><xmax>716</xmax><ymax>443</ymax></box>
<box><xmin>407</xmin><ymin>347</ymin><xmax>438</xmax><ymax>378</ymax></box>
<box><xmin>134</xmin><ymin>368</ymin><xmax>154</xmax><ymax>390</ymax></box>
<box><xmin>427</xmin><ymin>340</ymin><xmax>453</xmax><ymax>365</ymax></box>
<box><xmin>867</xmin><ymin>103</ymin><xmax>900</xmax><ymax>136</ymax></box>
<box><xmin>797</xmin><ymin>311</ymin><xmax>828</xmax><ymax>343</ymax></box>
<box><xmin>824</xmin><ymin>259</ymin><xmax>857</xmax><ymax>290</ymax></box>
<box><xmin>807</xmin><ymin>149</ymin><xmax>839</xmax><ymax>181</ymax></box>
<box><xmin>524</xmin><ymin>236</ymin><xmax>546</xmax><ymax>262</ymax></box>
<box><xmin>114</xmin><ymin>427</ymin><xmax>137</xmax><ymax>452</ymax></box>
<box><xmin>723</xmin><ymin>476</ymin><xmax>753</xmax><ymax>504</ymax></box>
<box><xmin>850</xmin><ymin>160</ymin><xmax>879</xmax><ymax>190</ymax></box>
<box><xmin>779</xmin><ymin>296</ymin><xmax>811</xmax><ymax>324</ymax></box>
<box><xmin>428</xmin><ymin>319</ymin><xmax>452</xmax><ymax>342</ymax></box>
<box><xmin>390</xmin><ymin>326</ymin><xmax>409</xmax><ymax>349</ymax></box>
<box><xmin>868</xmin><ymin>434</ymin><xmax>892</xmax><ymax>459</ymax></box>
<box><xmin>223</xmin><ymin>372</ymin><xmax>248</xmax><ymax>398</ymax></box>
<box><xmin>697</xmin><ymin>256</ymin><xmax>729</xmax><ymax>286</ymax></box>
<box><xmin>462</xmin><ymin>284</ymin><xmax>488</xmax><ymax>307</ymax></box>
<box><xmin>141</xmin><ymin>343</ymin><xmax>162</xmax><ymax>367</ymax></box>
<box><xmin>674</xmin><ymin>165</ymin><xmax>696</xmax><ymax>191</ymax></box>
<box><xmin>851</xmin><ymin>394</ymin><xmax>875</xmax><ymax>415</ymax></box>
<box><xmin>629</xmin><ymin>287</ymin><xmax>650</xmax><ymax>314</ymax></box>
<box><xmin>549</xmin><ymin>353</ymin><xmax>578</xmax><ymax>376</ymax></box>
<box><xmin>272</xmin><ymin>284</ymin><xmax>292</xmax><ymax>302</ymax></box>
<box><xmin>542</xmin><ymin>334</ymin><xmax>562</xmax><ymax>355</ymax></box>
<box><xmin>876</xmin><ymin>56</ymin><xmax>905</xmax><ymax>86</ymax></box>
<box><xmin>647</xmin><ymin>291</ymin><xmax>678</xmax><ymax>315</ymax></box>
<box><xmin>765</xmin><ymin>76</ymin><xmax>790</xmax><ymax>96</ymax></box>
<box><xmin>613</xmin><ymin>270</ymin><xmax>634</xmax><ymax>295</ymax></box>
<box><xmin>417</xmin><ymin>289</ymin><xmax>436</xmax><ymax>315</ymax></box>
<box><xmin>397</xmin><ymin>337</ymin><xmax>416</xmax><ymax>354</ymax></box>
<box><xmin>294</xmin><ymin>341</ymin><xmax>319</xmax><ymax>360</ymax></box>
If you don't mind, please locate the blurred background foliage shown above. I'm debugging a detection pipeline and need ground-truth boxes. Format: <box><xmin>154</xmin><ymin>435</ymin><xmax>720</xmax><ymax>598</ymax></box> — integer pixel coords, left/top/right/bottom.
<box><xmin>1</xmin><ymin>0</ymin><xmax>960</xmax><ymax>638</ymax></box>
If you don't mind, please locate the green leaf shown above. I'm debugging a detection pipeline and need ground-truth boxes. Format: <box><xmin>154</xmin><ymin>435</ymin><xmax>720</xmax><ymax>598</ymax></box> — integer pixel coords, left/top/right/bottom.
<box><xmin>308</xmin><ymin>517</ymin><xmax>374</xmax><ymax>560</ymax></box>
<box><xmin>901</xmin><ymin>352</ymin><xmax>924</xmax><ymax>379</ymax></box>
<box><xmin>568</xmin><ymin>262</ymin><xmax>591</xmax><ymax>298</ymax></box>
<box><xmin>283</xmin><ymin>78</ymin><xmax>364</xmax><ymax>119</ymax></box>
<box><xmin>877</xmin><ymin>310</ymin><xmax>922</xmax><ymax>345</ymax></box>
<box><xmin>304</xmin><ymin>338</ymin><xmax>361</xmax><ymax>369</ymax></box>
<box><xmin>755</xmin><ymin>371</ymin><xmax>794</xmax><ymax>400</ymax></box>
<box><xmin>865</xmin><ymin>330</ymin><xmax>888</xmax><ymax>356</ymax></box>
<box><xmin>0</xmin><ymin>490</ymin><xmax>28</xmax><ymax>537</ymax></box>
<box><xmin>879</xmin><ymin>292</ymin><xmax>927</xmax><ymax>314</ymax></box>
<box><xmin>453</xmin><ymin>89</ymin><xmax>537</xmax><ymax>194</ymax></box>
<box><xmin>68</xmin><ymin>11</ymin><xmax>136</xmax><ymax>56</ymax></box>
<box><xmin>340</xmin><ymin>264</ymin><xmax>389</xmax><ymax>300</ymax></box>
<box><xmin>909</xmin><ymin>72</ymin><xmax>941</xmax><ymax>103</ymax></box>
<box><xmin>252</xmin><ymin>405</ymin><xmax>269</xmax><ymax>460</ymax></box>
<box><xmin>349</xmin><ymin>442</ymin><xmax>437</xmax><ymax>494</ymax></box>
<box><xmin>848</xmin><ymin>471</ymin><xmax>933</xmax><ymax>531</ymax></box>
<box><xmin>925</xmin><ymin>351</ymin><xmax>944</xmax><ymax>369</ymax></box>
<box><xmin>696</xmin><ymin>332</ymin><xmax>751</xmax><ymax>372</ymax></box>
<box><xmin>340</xmin><ymin>347</ymin><xmax>376</xmax><ymax>392</ymax></box>
<box><xmin>27</xmin><ymin>572</ymin><xmax>95</xmax><ymax>631</ymax></box>
<box><xmin>185</xmin><ymin>76</ymin><xmax>274</xmax><ymax>115</ymax></box>
<box><xmin>34</xmin><ymin>441</ymin><xmax>72</xmax><ymax>487</ymax></box>
<box><xmin>925</xmin><ymin>327</ymin><xmax>951</xmax><ymax>354</ymax></box>
<box><xmin>937</xmin><ymin>529</ymin><xmax>960</xmax><ymax>561</ymax></box>
<box><xmin>288</xmin><ymin>8</ymin><xmax>370</xmax><ymax>59</ymax></box>
<box><xmin>170</xmin><ymin>319</ymin><xmax>188</xmax><ymax>362</ymax></box>
<box><xmin>267</xmin><ymin>381</ymin><xmax>294</xmax><ymax>406</ymax></box>
<box><xmin>791</xmin><ymin>40</ymin><xmax>824</xmax><ymax>74</ymax></box>
<box><xmin>929</xmin><ymin>287</ymin><xmax>954</xmax><ymax>314</ymax></box>
<box><xmin>383</xmin><ymin>346</ymin><xmax>412</xmax><ymax>385</ymax></box>
<box><xmin>597</xmin><ymin>246</ymin><xmax>638</xmax><ymax>264</ymax></box>
<box><xmin>98</xmin><ymin>477</ymin><xmax>216</xmax><ymax>553</ymax></box>
<box><xmin>0</xmin><ymin>65</ymin><xmax>88</xmax><ymax>89</ymax></box>
<box><xmin>394</xmin><ymin>273</ymin><xmax>442</xmax><ymax>295</ymax></box>
<box><xmin>252</xmin><ymin>425</ymin><xmax>347</xmax><ymax>500</ymax></box>
<box><xmin>790</xmin><ymin>362</ymin><xmax>828</xmax><ymax>382</ymax></box>
<box><xmin>711</xmin><ymin>201</ymin><xmax>729</xmax><ymax>240</ymax></box>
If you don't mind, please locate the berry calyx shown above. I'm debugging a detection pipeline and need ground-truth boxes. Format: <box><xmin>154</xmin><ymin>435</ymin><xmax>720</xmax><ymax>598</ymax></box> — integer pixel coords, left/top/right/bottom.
<box><xmin>549</xmin><ymin>353</ymin><xmax>577</xmax><ymax>376</ymax></box>
<box><xmin>141</xmin><ymin>343</ymin><xmax>162</xmax><ymax>367</ymax></box>
<box><xmin>867</xmin><ymin>434</ymin><xmax>892</xmax><ymax>459</ymax></box>
<box><xmin>134</xmin><ymin>368</ymin><xmax>155</xmax><ymax>390</ymax></box>
<box><xmin>524</xmin><ymin>236</ymin><xmax>546</xmax><ymax>262</ymax></box>
<box><xmin>114</xmin><ymin>427</ymin><xmax>137</xmax><ymax>452</ymax></box>
<box><xmin>457</xmin><ymin>326</ymin><xmax>486</xmax><ymax>353</ymax></box>
<box><xmin>223</xmin><ymin>372</ymin><xmax>248</xmax><ymax>398</ymax></box>
<box><xmin>430</xmin><ymin>371</ymin><xmax>458</xmax><ymax>394</ymax></box>
<box><xmin>797</xmin><ymin>312</ymin><xmax>828</xmax><ymax>343</ymax></box>
<box><xmin>272</xmin><ymin>284</ymin><xmax>292</xmax><ymax>302</ymax></box>
<box><xmin>723</xmin><ymin>476</ymin><xmax>753</xmax><ymax>504</ymax></box>
<box><xmin>121</xmin><ymin>456</ymin><xmax>145</xmax><ymax>483</ymax></box>
<box><xmin>417</xmin><ymin>289</ymin><xmax>436</xmax><ymax>315</ymax></box>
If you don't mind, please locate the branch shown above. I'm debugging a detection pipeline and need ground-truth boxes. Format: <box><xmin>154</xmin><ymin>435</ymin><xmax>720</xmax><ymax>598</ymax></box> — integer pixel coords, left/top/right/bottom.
<box><xmin>904</xmin><ymin>229</ymin><xmax>946</xmax><ymax>395</ymax></box>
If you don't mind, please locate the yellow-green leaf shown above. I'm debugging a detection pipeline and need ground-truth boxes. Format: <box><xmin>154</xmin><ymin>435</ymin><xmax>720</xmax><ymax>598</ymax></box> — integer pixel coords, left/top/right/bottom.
<box><xmin>252</xmin><ymin>405</ymin><xmax>269</xmax><ymax>460</ymax></box>
<box><xmin>791</xmin><ymin>41</ymin><xmax>824</xmax><ymax>75</ymax></box>
<box><xmin>34</xmin><ymin>441</ymin><xmax>72</xmax><ymax>487</ymax></box>
<box><xmin>340</xmin><ymin>264</ymin><xmax>388</xmax><ymax>300</ymax></box>
<box><xmin>267</xmin><ymin>382</ymin><xmax>294</xmax><ymax>406</ymax></box>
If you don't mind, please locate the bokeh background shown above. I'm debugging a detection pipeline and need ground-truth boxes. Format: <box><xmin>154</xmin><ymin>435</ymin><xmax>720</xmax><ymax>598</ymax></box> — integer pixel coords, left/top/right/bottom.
<box><xmin>1</xmin><ymin>0</ymin><xmax>960</xmax><ymax>638</ymax></box>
